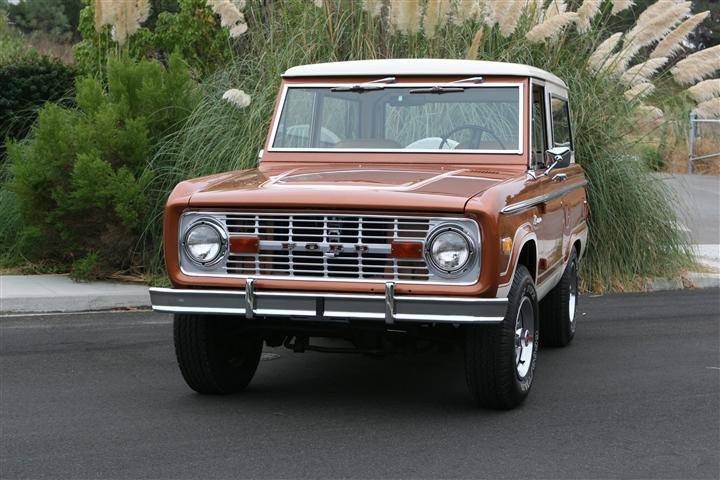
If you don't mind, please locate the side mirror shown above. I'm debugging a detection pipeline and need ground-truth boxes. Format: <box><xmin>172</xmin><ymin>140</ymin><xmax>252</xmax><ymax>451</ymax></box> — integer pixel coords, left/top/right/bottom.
<box><xmin>544</xmin><ymin>146</ymin><xmax>571</xmax><ymax>176</ymax></box>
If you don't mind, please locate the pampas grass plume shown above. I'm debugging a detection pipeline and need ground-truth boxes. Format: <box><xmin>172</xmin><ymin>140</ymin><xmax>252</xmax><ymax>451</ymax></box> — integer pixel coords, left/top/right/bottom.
<box><xmin>223</xmin><ymin>89</ymin><xmax>251</xmax><ymax>109</ymax></box>
<box><xmin>576</xmin><ymin>0</ymin><xmax>602</xmax><ymax>33</ymax></box>
<box><xmin>544</xmin><ymin>0</ymin><xmax>567</xmax><ymax>18</ymax></box>
<box><xmin>389</xmin><ymin>0</ymin><xmax>422</xmax><ymax>34</ymax></box>
<box><xmin>423</xmin><ymin>0</ymin><xmax>451</xmax><ymax>38</ymax></box>
<box><xmin>94</xmin><ymin>0</ymin><xmax>150</xmax><ymax>45</ymax></box>
<box><xmin>620</xmin><ymin>57</ymin><xmax>668</xmax><ymax>86</ymax></box>
<box><xmin>496</xmin><ymin>0</ymin><xmax>526</xmax><ymax>37</ymax></box>
<box><xmin>451</xmin><ymin>0</ymin><xmax>483</xmax><ymax>26</ymax></box>
<box><xmin>695</xmin><ymin>98</ymin><xmax>720</xmax><ymax>118</ymax></box>
<box><xmin>687</xmin><ymin>79</ymin><xmax>720</xmax><ymax>103</ymax></box>
<box><xmin>650</xmin><ymin>11</ymin><xmax>710</xmax><ymax>59</ymax></box>
<box><xmin>207</xmin><ymin>0</ymin><xmax>248</xmax><ymax>38</ymax></box>
<box><xmin>624</xmin><ymin>82</ymin><xmax>655</xmax><ymax>101</ymax></box>
<box><xmin>635</xmin><ymin>105</ymin><xmax>664</xmax><ymax>121</ymax></box>
<box><xmin>466</xmin><ymin>27</ymin><xmax>484</xmax><ymax>60</ymax></box>
<box><xmin>611</xmin><ymin>0</ymin><xmax>635</xmax><ymax>15</ymax></box>
<box><xmin>626</xmin><ymin>1</ymin><xmax>691</xmax><ymax>50</ymax></box>
<box><xmin>671</xmin><ymin>45</ymin><xmax>720</xmax><ymax>86</ymax></box>
<box><xmin>362</xmin><ymin>0</ymin><xmax>383</xmax><ymax>17</ymax></box>
<box><xmin>526</xmin><ymin>12</ymin><xmax>578</xmax><ymax>43</ymax></box>
<box><xmin>588</xmin><ymin>32</ymin><xmax>623</xmax><ymax>71</ymax></box>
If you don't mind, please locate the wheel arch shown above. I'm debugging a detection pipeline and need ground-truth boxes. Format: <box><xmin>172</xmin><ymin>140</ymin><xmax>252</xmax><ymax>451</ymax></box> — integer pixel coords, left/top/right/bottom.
<box><xmin>517</xmin><ymin>239</ymin><xmax>538</xmax><ymax>282</ymax></box>
<box><xmin>496</xmin><ymin>233</ymin><xmax>538</xmax><ymax>298</ymax></box>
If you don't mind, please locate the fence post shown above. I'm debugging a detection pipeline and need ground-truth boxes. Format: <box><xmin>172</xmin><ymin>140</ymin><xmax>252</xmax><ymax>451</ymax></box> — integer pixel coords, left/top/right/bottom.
<box><xmin>688</xmin><ymin>111</ymin><xmax>696</xmax><ymax>174</ymax></box>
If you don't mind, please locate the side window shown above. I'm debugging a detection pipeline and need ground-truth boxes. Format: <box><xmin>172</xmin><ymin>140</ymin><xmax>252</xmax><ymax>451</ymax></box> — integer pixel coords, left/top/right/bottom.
<box><xmin>550</xmin><ymin>96</ymin><xmax>572</xmax><ymax>149</ymax></box>
<box><xmin>531</xmin><ymin>85</ymin><xmax>548</xmax><ymax>167</ymax></box>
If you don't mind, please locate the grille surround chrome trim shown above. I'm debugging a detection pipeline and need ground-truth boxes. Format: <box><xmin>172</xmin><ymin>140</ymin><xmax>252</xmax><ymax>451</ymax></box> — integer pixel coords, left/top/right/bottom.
<box><xmin>179</xmin><ymin>212</ymin><xmax>481</xmax><ymax>285</ymax></box>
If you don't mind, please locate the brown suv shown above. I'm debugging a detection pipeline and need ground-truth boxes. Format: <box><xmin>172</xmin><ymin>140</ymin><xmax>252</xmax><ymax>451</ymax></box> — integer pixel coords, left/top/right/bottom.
<box><xmin>150</xmin><ymin>59</ymin><xmax>589</xmax><ymax>409</ymax></box>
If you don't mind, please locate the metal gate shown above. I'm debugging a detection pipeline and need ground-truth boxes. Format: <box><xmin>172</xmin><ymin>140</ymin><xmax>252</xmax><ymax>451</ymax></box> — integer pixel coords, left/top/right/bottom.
<box><xmin>688</xmin><ymin>111</ymin><xmax>720</xmax><ymax>174</ymax></box>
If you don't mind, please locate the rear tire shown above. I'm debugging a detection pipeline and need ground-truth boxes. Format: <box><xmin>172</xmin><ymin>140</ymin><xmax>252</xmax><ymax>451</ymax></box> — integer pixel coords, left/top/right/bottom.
<box><xmin>174</xmin><ymin>314</ymin><xmax>263</xmax><ymax>394</ymax></box>
<box><xmin>464</xmin><ymin>265</ymin><xmax>539</xmax><ymax>409</ymax></box>
<box><xmin>540</xmin><ymin>248</ymin><xmax>579</xmax><ymax>347</ymax></box>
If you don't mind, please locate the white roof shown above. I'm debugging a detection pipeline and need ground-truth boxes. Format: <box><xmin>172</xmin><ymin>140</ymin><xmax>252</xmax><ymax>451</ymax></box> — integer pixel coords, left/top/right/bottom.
<box><xmin>283</xmin><ymin>59</ymin><xmax>567</xmax><ymax>88</ymax></box>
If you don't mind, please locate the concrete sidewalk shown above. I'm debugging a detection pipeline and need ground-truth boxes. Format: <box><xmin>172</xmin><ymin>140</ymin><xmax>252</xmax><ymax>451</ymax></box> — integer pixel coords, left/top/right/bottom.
<box><xmin>0</xmin><ymin>275</ymin><xmax>150</xmax><ymax>314</ymax></box>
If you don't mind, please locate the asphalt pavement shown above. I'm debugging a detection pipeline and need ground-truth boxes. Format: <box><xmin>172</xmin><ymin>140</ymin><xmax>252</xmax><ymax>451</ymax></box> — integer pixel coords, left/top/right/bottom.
<box><xmin>660</xmin><ymin>173</ymin><xmax>720</xmax><ymax>245</ymax></box>
<box><xmin>1</xmin><ymin>289</ymin><xmax>719</xmax><ymax>479</ymax></box>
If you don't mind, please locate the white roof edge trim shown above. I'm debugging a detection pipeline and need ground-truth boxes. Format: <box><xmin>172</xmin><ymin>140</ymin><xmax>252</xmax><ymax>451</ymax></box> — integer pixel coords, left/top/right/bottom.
<box><xmin>283</xmin><ymin>59</ymin><xmax>567</xmax><ymax>89</ymax></box>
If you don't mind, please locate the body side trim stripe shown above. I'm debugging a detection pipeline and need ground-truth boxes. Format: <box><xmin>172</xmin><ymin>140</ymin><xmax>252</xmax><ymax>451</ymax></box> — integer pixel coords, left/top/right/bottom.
<box><xmin>500</xmin><ymin>180</ymin><xmax>588</xmax><ymax>215</ymax></box>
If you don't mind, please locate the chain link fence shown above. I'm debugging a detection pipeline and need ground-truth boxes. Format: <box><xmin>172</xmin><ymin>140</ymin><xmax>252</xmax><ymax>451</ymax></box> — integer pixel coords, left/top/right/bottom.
<box><xmin>688</xmin><ymin>111</ymin><xmax>720</xmax><ymax>174</ymax></box>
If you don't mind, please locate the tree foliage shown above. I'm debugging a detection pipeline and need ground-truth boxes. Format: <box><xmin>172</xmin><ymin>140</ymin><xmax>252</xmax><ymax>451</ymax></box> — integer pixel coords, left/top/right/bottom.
<box><xmin>4</xmin><ymin>0</ymin><xmax>81</xmax><ymax>40</ymax></box>
<box><xmin>73</xmin><ymin>0</ymin><xmax>232</xmax><ymax>79</ymax></box>
<box><xmin>7</xmin><ymin>54</ymin><xmax>199</xmax><ymax>277</ymax></box>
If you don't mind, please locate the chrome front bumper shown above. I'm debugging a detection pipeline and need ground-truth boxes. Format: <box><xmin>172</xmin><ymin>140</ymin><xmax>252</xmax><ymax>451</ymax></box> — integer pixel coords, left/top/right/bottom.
<box><xmin>149</xmin><ymin>281</ymin><xmax>507</xmax><ymax>324</ymax></box>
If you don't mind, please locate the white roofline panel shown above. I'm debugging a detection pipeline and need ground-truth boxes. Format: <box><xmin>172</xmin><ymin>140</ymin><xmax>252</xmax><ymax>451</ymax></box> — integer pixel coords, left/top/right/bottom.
<box><xmin>283</xmin><ymin>59</ymin><xmax>567</xmax><ymax>89</ymax></box>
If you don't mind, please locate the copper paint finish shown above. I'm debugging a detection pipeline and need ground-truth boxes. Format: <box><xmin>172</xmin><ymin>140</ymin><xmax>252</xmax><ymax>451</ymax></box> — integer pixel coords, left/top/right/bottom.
<box><xmin>163</xmin><ymin>74</ymin><xmax>588</xmax><ymax>299</ymax></box>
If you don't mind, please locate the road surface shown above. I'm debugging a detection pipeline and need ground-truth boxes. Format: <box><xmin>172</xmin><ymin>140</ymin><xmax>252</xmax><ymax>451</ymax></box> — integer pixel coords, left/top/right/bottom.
<box><xmin>660</xmin><ymin>173</ymin><xmax>720</xmax><ymax>244</ymax></box>
<box><xmin>1</xmin><ymin>289</ymin><xmax>719</xmax><ymax>479</ymax></box>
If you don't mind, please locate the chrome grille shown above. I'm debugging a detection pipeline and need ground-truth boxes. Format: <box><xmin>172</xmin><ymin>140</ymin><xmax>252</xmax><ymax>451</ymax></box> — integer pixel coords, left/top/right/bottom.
<box><xmin>225</xmin><ymin>214</ymin><xmax>431</xmax><ymax>281</ymax></box>
<box><xmin>179</xmin><ymin>212</ymin><xmax>481</xmax><ymax>285</ymax></box>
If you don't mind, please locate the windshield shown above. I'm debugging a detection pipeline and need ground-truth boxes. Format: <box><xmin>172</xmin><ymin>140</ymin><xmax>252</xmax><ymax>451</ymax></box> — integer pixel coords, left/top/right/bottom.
<box><xmin>270</xmin><ymin>85</ymin><xmax>522</xmax><ymax>153</ymax></box>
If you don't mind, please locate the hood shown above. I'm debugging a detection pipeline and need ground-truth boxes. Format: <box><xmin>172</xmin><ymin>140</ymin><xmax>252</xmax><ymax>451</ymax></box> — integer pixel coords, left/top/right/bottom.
<box><xmin>185</xmin><ymin>164</ymin><xmax>519</xmax><ymax>212</ymax></box>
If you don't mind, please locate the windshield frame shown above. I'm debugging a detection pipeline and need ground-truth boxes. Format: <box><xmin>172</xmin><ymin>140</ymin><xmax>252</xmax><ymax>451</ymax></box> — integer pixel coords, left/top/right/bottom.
<box><xmin>267</xmin><ymin>82</ymin><xmax>525</xmax><ymax>155</ymax></box>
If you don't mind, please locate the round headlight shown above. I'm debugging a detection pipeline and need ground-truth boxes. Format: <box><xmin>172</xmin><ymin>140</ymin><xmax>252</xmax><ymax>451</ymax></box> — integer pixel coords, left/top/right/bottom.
<box><xmin>427</xmin><ymin>227</ymin><xmax>473</xmax><ymax>275</ymax></box>
<box><xmin>183</xmin><ymin>221</ymin><xmax>226</xmax><ymax>266</ymax></box>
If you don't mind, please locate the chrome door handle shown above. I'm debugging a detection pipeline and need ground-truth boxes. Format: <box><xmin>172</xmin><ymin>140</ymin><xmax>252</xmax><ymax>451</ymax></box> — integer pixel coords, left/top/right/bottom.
<box><xmin>532</xmin><ymin>215</ymin><xmax>543</xmax><ymax>227</ymax></box>
<box><xmin>552</xmin><ymin>173</ymin><xmax>568</xmax><ymax>182</ymax></box>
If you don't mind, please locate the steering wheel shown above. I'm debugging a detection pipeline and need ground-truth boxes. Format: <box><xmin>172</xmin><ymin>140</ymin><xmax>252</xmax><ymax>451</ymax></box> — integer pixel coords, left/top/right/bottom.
<box><xmin>439</xmin><ymin>124</ymin><xmax>507</xmax><ymax>150</ymax></box>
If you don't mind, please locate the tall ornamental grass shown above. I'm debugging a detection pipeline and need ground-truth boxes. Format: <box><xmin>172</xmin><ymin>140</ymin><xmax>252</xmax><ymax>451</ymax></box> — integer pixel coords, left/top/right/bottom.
<box><xmin>150</xmin><ymin>0</ymin><xmax>710</xmax><ymax>291</ymax></box>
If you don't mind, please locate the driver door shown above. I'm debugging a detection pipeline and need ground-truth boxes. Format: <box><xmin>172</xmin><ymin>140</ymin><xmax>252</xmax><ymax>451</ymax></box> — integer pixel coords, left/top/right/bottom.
<box><xmin>531</xmin><ymin>83</ymin><xmax>566</xmax><ymax>284</ymax></box>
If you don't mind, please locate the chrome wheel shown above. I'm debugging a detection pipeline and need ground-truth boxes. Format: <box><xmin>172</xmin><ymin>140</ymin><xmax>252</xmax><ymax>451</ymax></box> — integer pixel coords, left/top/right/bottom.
<box><xmin>514</xmin><ymin>296</ymin><xmax>535</xmax><ymax>379</ymax></box>
<box><xmin>569</xmin><ymin>260</ymin><xmax>578</xmax><ymax>334</ymax></box>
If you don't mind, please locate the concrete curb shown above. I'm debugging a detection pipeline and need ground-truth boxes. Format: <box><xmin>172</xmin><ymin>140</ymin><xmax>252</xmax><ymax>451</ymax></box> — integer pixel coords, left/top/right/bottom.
<box><xmin>644</xmin><ymin>272</ymin><xmax>720</xmax><ymax>292</ymax></box>
<box><xmin>1</xmin><ymin>275</ymin><xmax>151</xmax><ymax>315</ymax></box>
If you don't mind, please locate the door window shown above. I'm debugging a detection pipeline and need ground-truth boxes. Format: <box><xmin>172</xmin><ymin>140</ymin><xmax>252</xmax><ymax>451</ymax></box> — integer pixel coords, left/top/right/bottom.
<box><xmin>550</xmin><ymin>97</ymin><xmax>572</xmax><ymax>149</ymax></box>
<box><xmin>531</xmin><ymin>85</ymin><xmax>548</xmax><ymax>168</ymax></box>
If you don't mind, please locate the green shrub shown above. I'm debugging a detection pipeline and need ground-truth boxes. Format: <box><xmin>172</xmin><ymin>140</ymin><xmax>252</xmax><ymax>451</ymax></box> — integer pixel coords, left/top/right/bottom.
<box><xmin>6</xmin><ymin>53</ymin><xmax>199</xmax><ymax>276</ymax></box>
<box><xmin>637</xmin><ymin>144</ymin><xmax>665</xmax><ymax>172</ymax></box>
<box><xmin>0</xmin><ymin>54</ymin><xmax>75</xmax><ymax>149</ymax></box>
<box><xmin>70</xmin><ymin>252</ymin><xmax>99</xmax><ymax>281</ymax></box>
<box><xmin>153</xmin><ymin>0</ymin><xmax>233</xmax><ymax>78</ymax></box>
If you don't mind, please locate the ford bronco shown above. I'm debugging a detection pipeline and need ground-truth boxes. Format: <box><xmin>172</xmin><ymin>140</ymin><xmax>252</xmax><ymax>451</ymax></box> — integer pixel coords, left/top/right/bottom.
<box><xmin>150</xmin><ymin>59</ymin><xmax>589</xmax><ymax>409</ymax></box>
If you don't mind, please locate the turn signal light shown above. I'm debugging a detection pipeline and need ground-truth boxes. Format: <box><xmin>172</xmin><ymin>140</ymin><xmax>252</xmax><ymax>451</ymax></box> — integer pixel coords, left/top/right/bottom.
<box><xmin>501</xmin><ymin>236</ymin><xmax>513</xmax><ymax>255</ymax></box>
<box><xmin>230</xmin><ymin>236</ymin><xmax>259</xmax><ymax>254</ymax></box>
<box><xmin>391</xmin><ymin>241</ymin><xmax>423</xmax><ymax>259</ymax></box>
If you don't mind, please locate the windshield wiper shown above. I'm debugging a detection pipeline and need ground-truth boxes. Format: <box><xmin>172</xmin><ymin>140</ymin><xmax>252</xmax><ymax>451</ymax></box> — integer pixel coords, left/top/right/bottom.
<box><xmin>450</xmin><ymin>76</ymin><xmax>484</xmax><ymax>84</ymax></box>
<box><xmin>409</xmin><ymin>86</ymin><xmax>465</xmax><ymax>94</ymax></box>
<box><xmin>331</xmin><ymin>76</ymin><xmax>396</xmax><ymax>93</ymax></box>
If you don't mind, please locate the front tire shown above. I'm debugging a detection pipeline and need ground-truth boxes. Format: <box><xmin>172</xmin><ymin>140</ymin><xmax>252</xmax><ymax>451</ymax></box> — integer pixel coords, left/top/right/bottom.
<box><xmin>174</xmin><ymin>314</ymin><xmax>263</xmax><ymax>394</ymax></box>
<box><xmin>540</xmin><ymin>248</ymin><xmax>579</xmax><ymax>347</ymax></box>
<box><xmin>464</xmin><ymin>265</ymin><xmax>539</xmax><ymax>409</ymax></box>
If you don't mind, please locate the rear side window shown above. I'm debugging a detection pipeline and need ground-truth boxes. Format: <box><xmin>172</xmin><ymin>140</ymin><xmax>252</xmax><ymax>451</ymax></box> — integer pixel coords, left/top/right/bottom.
<box><xmin>550</xmin><ymin>97</ymin><xmax>572</xmax><ymax>149</ymax></box>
